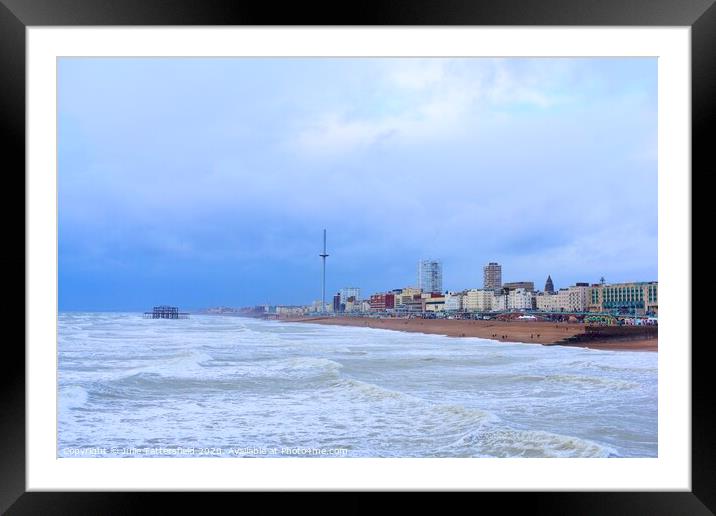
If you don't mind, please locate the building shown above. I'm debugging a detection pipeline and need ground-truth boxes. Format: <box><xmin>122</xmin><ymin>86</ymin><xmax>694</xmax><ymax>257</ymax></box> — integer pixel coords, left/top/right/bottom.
<box><xmin>394</xmin><ymin>289</ymin><xmax>425</xmax><ymax>313</ymax></box>
<box><xmin>544</xmin><ymin>275</ymin><xmax>555</xmax><ymax>294</ymax></box>
<box><xmin>588</xmin><ymin>282</ymin><xmax>658</xmax><ymax>315</ymax></box>
<box><xmin>491</xmin><ymin>292</ymin><xmax>507</xmax><ymax>311</ymax></box>
<box><xmin>536</xmin><ymin>284</ymin><xmax>589</xmax><ymax>312</ymax></box>
<box><xmin>368</xmin><ymin>293</ymin><xmax>395</xmax><ymax>311</ymax></box>
<box><xmin>397</xmin><ymin>287</ymin><xmax>421</xmax><ymax>304</ymax></box>
<box><xmin>483</xmin><ymin>262</ymin><xmax>502</xmax><ymax>291</ymax></box>
<box><xmin>554</xmin><ymin>285</ymin><xmax>588</xmax><ymax>312</ymax></box>
<box><xmin>536</xmin><ymin>284</ymin><xmax>593</xmax><ymax>312</ymax></box>
<box><xmin>507</xmin><ymin>288</ymin><xmax>534</xmax><ymax>310</ymax></box>
<box><xmin>401</xmin><ymin>298</ymin><xmax>425</xmax><ymax>313</ymax></box>
<box><xmin>424</xmin><ymin>296</ymin><xmax>445</xmax><ymax>312</ymax></box>
<box><xmin>340</xmin><ymin>287</ymin><xmax>361</xmax><ymax>302</ymax></box>
<box><xmin>418</xmin><ymin>260</ymin><xmax>443</xmax><ymax>294</ymax></box>
<box><xmin>343</xmin><ymin>298</ymin><xmax>359</xmax><ymax>312</ymax></box>
<box><xmin>503</xmin><ymin>281</ymin><xmax>535</xmax><ymax>292</ymax></box>
<box><xmin>444</xmin><ymin>292</ymin><xmax>464</xmax><ymax>311</ymax></box>
<box><xmin>369</xmin><ymin>293</ymin><xmax>385</xmax><ymax>311</ymax></box>
<box><xmin>463</xmin><ymin>289</ymin><xmax>494</xmax><ymax>312</ymax></box>
<box><xmin>536</xmin><ymin>292</ymin><xmax>560</xmax><ymax>312</ymax></box>
<box><xmin>333</xmin><ymin>292</ymin><xmax>342</xmax><ymax>313</ymax></box>
<box><xmin>276</xmin><ymin>305</ymin><xmax>306</xmax><ymax>316</ymax></box>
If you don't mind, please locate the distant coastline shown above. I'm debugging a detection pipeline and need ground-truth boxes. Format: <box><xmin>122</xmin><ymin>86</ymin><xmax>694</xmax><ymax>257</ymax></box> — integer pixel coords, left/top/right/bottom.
<box><xmin>282</xmin><ymin>316</ymin><xmax>657</xmax><ymax>352</ymax></box>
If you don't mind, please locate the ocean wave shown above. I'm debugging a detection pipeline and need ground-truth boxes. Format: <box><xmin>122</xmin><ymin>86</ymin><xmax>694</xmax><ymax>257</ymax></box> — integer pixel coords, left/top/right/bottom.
<box><xmin>59</xmin><ymin>385</ymin><xmax>89</xmax><ymax>410</ymax></box>
<box><xmin>455</xmin><ymin>427</ymin><xmax>619</xmax><ymax>458</ymax></box>
<box><xmin>501</xmin><ymin>373</ymin><xmax>638</xmax><ymax>390</ymax></box>
<box><xmin>335</xmin><ymin>379</ymin><xmax>498</xmax><ymax>431</ymax></box>
<box><xmin>57</xmin><ymin>313</ymin><xmax>657</xmax><ymax>458</ymax></box>
<box><xmin>99</xmin><ymin>350</ymin><xmax>216</xmax><ymax>381</ymax></box>
<box><xmin>339</xmin><ymin>378</ymin><xmax>415</xmax><ymax>402</ymax></box>
<box><xmin>543</xmin><ymin>374</ymin><xmax>639</xmax><ymax>390</ymax></box>
<box><xmin>244</xmin><ymin>357</ymin><xmax>344</xmax><ymax>380</ymax></box>
<box><xmin>564</xmin><ymin>359</ymin><xmax>656</xmax><ymax>373</ymax></box>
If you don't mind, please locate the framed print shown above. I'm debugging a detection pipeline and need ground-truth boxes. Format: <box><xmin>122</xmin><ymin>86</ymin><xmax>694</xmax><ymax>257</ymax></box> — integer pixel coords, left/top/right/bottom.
<box><xmin>3</xmin><ymin>0</ymin><xmax>712</xmax><ymax>513</ymax></box>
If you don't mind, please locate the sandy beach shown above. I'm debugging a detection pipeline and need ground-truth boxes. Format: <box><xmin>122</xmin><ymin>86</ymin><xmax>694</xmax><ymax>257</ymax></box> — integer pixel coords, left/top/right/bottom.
<box><xmin>287</xmin><ymin>316</ymin><xmax>657</xmax><ymax>352</ymax></box>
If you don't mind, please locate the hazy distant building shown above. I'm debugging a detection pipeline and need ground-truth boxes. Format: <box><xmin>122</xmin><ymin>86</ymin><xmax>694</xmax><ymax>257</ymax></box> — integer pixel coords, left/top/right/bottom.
<box><xmin>369</xmin><ymin>292</ymin><xmax>395</xmax><ymax>311</ymax></box>
<box><xmin>395</xmin><ymin>287</ymin><xmax>423</xmax><ymax>311</ymax></box>
<box><xmin>333</xmin><ymin>292</ymin><xmax>342</xmax><ymax>313</ymax></box>
<box><xmin>418</xmin><ymin>260</ymin><xmax>443</xmax><ymax>294</ymax></box>
<box><xmin>544</xmin><ymin>275</ymin><xmax>555</xmax><ymax>294</ymax></box>
<box><xmin>483</xmin><ymin>262</ymin><xmax>502</xmax><ymax>291</ymax></box>
<box><xmin>503</xmin><ymin>281</ymin><xmax>535</xmax><ymax>292</ymax></box>
<box><xmin>343</xmin><ymin>296</ymin><xmax>361</xmax><ymax>312</ymax></box>
<box><xmin>340</xmin><ymin>287</ymin><xmax>361</xmax><ymax>302</ymax></box>
<box><xmin>424</xmin><ymin>295</ymin><xmax>446</xmax><ymax>312</ymax></box>
<box><xmin>491</xmin><ymin>292</ymin><xmax>507</xmax><ymax>311</ymax></box>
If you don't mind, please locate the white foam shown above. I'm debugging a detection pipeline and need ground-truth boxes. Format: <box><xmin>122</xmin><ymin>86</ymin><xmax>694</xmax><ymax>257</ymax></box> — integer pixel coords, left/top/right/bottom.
<box><xmin>58</xmin><ymin>384</ymin><xmax>89</xmax><ymax>410</ymax></box>
<box><xmin>57</xmin><ymin>313</ymin><xmax>657</xmax><ymax>458</ymax></box>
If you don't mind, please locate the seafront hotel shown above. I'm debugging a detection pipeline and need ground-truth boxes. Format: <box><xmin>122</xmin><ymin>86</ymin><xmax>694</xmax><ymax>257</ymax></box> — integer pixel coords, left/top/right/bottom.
<box><xmin>588</xmin><ymin>282</ymin><xmax>658</xmax><ymax>316</ymax></box>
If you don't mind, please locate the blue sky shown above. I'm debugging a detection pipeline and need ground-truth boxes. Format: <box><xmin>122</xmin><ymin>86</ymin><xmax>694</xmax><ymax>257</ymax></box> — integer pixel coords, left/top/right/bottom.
<box><xmin>58</xmin><ymin>57</ymin><xmax>657</xmax><ymax>311</ymax></box>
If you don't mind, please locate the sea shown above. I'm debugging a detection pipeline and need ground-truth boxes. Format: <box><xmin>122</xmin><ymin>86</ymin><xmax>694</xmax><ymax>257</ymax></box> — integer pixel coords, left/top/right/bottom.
<box><xmin>58</xmin><ymin>313</ymin><xmax>657</xmax><ymax>458</ymax></box>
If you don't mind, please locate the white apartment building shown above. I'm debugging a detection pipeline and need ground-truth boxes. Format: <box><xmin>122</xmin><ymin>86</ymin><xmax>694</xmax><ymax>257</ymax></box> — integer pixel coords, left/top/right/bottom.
<box><xmin>492</xmin><ymin>293</ymin><xmax>507</xmax><ymax>311</ymax></box>
<box><xmin>536</xmin><ymin>285</ymin><xmax>589</xmax><ymax>312</ymax></box>
<box><xmin>463</xmin><ymin>289</ymin><xmax>494</xmax><ymax>311</ymax></box>
<box><xmin>556</xmin><ymin>285</ymin><xmax>589</xmax><ymax>312</ymax></box>
<box><xmin>536</xmin><ymin>292</ymin><xmax>561</xmax><ymax>311</ymax></box>
<box><xmin>444</xmin><ymin>292</ymin><xmax>464</xmax><ymax>311</ymax></box>
<box><xmin>507</xmin><ymin>288</ymin><xmax>534</xmax><ymax>310</ymax></box>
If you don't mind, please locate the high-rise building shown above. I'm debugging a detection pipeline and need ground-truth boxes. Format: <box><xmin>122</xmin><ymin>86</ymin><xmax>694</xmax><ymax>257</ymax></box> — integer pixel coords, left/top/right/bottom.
<box><xmin>333</xmin><ymin>292</ymin><xmax>342</xmax><ymax>313</ymax></box>
<box><xmin>418</xmin><ymin>260</ymin><xmax>443</xmax><ymax>294</ymax></box>
<box><xmin>545</xmin><ymin>275</ymin><xmax>555</xmax><ymax>293</ymax></box>
<box><xmin>340</xmin><ymin>287</ymin><xmax>361</xmax><ymax>301</ymax></box>
<box><xmin>483</xmin><ymin>262</ymin><xmax>502</xmax><ymax>291</ymax></box>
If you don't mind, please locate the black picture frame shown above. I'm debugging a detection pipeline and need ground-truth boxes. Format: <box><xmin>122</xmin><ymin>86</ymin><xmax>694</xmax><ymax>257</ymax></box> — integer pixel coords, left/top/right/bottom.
<box><xmin>2</xmin><ymin>0</ymin><xmax>709</xmax><ymax>513</ymax></box>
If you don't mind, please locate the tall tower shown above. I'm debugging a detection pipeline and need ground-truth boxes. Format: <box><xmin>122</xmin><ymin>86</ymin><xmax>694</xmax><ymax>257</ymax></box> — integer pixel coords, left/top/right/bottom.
<box><xmin>320</xmin><ymin>229</ymin><xmax>329</xmax><ymax>313</ymax></box>
<box><xmin>545</xmin><ymin>275</ymin><xmax>555</xmax><ymax>294</ymax></box>
<box><xmin>418</xmin><ymin>260</ymin><xmax>443</xmax><ymax>294</ymax></box>
<box><xmin>483</xmin><ymin>262</ymin><xmax>502</xmax><ymax>291</ymax></box>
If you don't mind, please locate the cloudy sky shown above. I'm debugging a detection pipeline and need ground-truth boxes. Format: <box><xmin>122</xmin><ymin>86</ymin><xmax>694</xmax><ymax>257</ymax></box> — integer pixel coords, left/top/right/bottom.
<box><xmin>58</xmin><ymin>57</ymin><xmax>657</xmax><ymax>311</ymax></box>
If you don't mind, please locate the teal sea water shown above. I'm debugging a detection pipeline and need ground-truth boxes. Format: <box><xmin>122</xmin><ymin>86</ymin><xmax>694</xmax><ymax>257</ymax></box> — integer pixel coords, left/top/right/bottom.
<box><xmin>58</xmin><ymin>313</ymin><xmax>657</xmax><ymax>458</ymax></box>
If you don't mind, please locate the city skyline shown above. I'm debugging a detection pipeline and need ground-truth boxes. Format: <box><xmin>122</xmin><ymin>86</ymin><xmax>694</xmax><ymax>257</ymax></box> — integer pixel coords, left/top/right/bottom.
<box><xmin>59</xmin><ymin>57</ymin><xmax>657</xmax><ymax>311</ymax></box>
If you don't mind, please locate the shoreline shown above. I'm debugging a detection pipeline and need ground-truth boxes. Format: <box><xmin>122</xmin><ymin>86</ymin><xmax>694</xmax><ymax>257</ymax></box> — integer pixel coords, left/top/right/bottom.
<box><xmin>285</xmin><ymin>316</ymin><xmax>657</xmax><ymax>352</ymax></box>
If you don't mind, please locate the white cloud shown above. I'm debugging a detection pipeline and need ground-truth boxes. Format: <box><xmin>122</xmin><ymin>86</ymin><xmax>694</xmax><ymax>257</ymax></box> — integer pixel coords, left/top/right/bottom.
<box><xmin>387</xmin><ymin>59</ymin><xmax>448</xmax><ymax>90</ymax></box>
<box><xmin>288</xmin><ymin>59</ymin><xmax>574</xmax><ymax>158</ymax></box>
